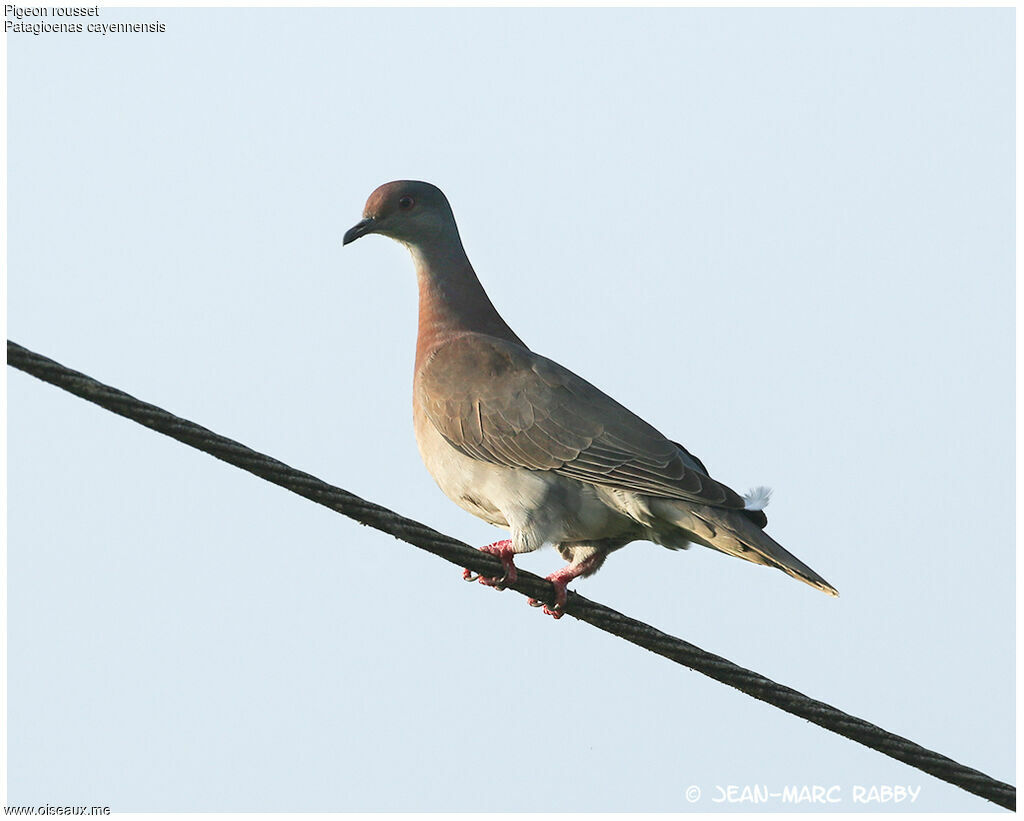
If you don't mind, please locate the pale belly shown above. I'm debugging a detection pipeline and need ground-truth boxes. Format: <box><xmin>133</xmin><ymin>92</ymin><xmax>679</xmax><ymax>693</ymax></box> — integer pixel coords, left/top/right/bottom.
<box><xmin>412</xmin><ymin>406</ymin><xmax>640</xmax><ymax>552</ymax></box>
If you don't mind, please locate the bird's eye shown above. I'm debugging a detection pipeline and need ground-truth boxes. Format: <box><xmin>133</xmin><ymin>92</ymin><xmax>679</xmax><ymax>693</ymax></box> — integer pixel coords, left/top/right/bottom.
<box><xmin>399</xmin><ymin>196</ymin><xmax>415</xmax><ymax>210</ymax></box>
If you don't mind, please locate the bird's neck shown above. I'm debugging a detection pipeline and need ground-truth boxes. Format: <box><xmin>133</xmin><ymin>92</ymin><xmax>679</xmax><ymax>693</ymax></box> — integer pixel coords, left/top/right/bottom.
<box><xmin>410</xmin><ymin>236</ymin><xmax>524</xmax><ymax>368</ymax></box>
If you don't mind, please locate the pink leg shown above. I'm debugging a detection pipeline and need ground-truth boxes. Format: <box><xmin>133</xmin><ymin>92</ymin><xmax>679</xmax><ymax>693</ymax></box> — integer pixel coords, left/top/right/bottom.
<box><xmin>528</xmin><ymin>554</ymin><xmax>604</xmax><ymax>619</ymax></box>
<box><xmin>462</xmin><ymin>539</ymin><xmax>518</xmax><ymax>589</ymax></box>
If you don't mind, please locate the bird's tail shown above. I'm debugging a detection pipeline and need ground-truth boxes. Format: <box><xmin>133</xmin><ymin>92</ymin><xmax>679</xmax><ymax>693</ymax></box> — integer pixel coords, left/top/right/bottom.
<box><xmin>651</xmin><ymin>499</ymin><xmax>839</xmax><ymax>597</ymax></box>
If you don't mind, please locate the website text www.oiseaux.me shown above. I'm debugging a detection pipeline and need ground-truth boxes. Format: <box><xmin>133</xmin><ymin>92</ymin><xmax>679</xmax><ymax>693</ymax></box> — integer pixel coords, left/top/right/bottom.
<box><xmin>4</xmin><ymin>807</ymin><xmax>110</xmax><ymax>816</ymax></box>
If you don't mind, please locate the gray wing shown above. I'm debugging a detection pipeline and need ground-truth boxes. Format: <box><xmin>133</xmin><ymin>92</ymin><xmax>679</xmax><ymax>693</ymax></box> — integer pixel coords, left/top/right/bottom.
<box><xmin>418</xmin><ymin>334</ymin><xmax>746</xmax><ymax>509</ymax></box>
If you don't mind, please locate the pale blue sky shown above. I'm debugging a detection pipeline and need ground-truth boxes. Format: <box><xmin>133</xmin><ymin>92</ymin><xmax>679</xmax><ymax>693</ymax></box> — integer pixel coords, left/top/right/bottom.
<box><xmin>7</xmin><ymin>6</ymin><xmax>1014</xmax><ymax>813</ymax></box>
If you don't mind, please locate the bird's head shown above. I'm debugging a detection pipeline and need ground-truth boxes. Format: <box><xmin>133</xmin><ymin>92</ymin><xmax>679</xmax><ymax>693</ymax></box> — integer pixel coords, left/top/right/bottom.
<box><xmin>343</xmin><ymin>180</ymin><xmax>457</xmax><ymax>248</ymax></box>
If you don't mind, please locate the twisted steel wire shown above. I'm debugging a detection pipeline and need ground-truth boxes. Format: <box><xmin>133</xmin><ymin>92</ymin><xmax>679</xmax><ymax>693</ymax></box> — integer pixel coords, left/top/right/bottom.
<box><xmin>7</xmin><ymin>340</ymin><xmax>1014</xmax><ymax>811</ymax></box>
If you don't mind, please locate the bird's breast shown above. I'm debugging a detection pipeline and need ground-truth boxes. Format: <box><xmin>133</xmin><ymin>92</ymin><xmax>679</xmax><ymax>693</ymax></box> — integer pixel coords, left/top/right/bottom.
<box><xmin>412</xmin><ymin>392</ymin><xmax>640</xmax><ymax>546</ymax></box>
<box><xmin>412</xmin><ymin>402</ymin><xmax>516</xmax><ymax>528</ymax></box>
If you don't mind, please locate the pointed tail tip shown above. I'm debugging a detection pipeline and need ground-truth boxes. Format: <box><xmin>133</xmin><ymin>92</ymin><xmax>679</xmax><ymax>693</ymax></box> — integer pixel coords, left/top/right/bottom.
<box><xmin>793</xmin><ymin>566</ymin><xmax>838</xmax><ymax>597</ymax></box>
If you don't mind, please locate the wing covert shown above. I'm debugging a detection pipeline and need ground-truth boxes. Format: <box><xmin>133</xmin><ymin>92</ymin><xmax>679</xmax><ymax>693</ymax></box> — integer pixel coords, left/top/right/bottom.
<box><xmin>418</xmin><ymin>334</ymin><xmax>745</xmax><ymax>509</ymax></box>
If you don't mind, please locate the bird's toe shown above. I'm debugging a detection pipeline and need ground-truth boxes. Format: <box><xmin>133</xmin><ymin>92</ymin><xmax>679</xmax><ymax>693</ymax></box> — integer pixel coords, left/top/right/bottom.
<box><xmin>530</xmin><ymin>576</ymin><xmax>569</xmax><ymax>619</ymax></box>
<box><xmin>477</xmin><ymin>573</ymin><xmax>509</xmax><ymax>590</ymax></box>
<box><xmin>465</xmin><ymin>540</ymin><xmax>518</xmax><ymax>590</ymax></box>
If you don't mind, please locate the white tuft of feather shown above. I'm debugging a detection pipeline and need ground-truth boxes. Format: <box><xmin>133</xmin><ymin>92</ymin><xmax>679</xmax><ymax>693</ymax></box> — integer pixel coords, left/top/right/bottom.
<box><xmin>743</xmin><ymin>486</ymin><xmax>772</xmax><ymax>511</ymax></box>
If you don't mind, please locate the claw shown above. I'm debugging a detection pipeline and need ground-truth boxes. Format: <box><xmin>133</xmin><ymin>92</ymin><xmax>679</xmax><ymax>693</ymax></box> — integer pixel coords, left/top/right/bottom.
<box><xmin>531</xmin><ymin>574</ymin><xmax>569</xmax><ymax>619</ymax></box>
<box><xmin>478</xmin><ymin>574</ymin><xmax>509</xmax><ymax>590</ymax></box>
<box><xmin>528</xmin><ymin>596</ymin><xmax>565</xmax><ymax>618</ymax></box>
<box><xmin>464</xmin><ymin>540</ymin><xmax>518</xmax><ymax>590</ymax></box>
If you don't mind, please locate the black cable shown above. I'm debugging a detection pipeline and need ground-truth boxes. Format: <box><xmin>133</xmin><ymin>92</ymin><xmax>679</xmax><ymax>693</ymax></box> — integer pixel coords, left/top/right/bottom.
<box><xmin>7</xmin><ymin>339</ymin><xmax>1014</xmax><ymax>811</ymax></box>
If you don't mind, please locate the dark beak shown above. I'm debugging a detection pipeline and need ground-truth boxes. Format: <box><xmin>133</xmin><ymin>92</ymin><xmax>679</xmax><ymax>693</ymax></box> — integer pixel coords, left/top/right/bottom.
<box><xmin>343</xmin><ymin>217</ymin><xmax>377</xmax><ymax>245</ymax></box>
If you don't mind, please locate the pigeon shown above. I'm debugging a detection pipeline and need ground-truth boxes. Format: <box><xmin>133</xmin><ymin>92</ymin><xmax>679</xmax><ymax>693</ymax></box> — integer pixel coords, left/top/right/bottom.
<box><xmin>343</xmin><ymin>180</ymin><xmax>837</xmax><ymax>617</ymax></box>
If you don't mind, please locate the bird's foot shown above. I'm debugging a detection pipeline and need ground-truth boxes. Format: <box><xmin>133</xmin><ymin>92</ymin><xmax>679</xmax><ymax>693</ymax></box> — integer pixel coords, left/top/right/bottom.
<box><xmin>463</xmin><ymin>539</ymin><xmax>517</xmax><ymax>590</ymax></box>
<box><xmin>528</xmin><ymin>575</ymin><xmax>569</xmax><ymax>619</ymax></box>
